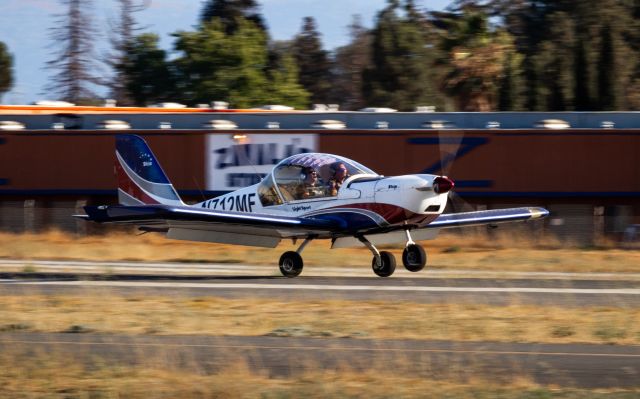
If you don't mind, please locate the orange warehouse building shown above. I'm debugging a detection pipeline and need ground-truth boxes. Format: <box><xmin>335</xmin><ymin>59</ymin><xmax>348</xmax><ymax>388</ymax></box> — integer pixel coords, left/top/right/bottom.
<box><xmin>1</xmin><ymin>128</ymin><xmax>639</xmax><ymax>243</ymax></box>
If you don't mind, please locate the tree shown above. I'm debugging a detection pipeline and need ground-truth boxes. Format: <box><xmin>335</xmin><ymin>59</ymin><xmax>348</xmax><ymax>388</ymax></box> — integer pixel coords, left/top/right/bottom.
<box><xmin>363</xmin><ymin>0</ymin><xmax>440</xmax><ymax>111</ymax></box>
<box><xmin>0</xmin><ymin>42</ymin><xmax>13</xmax><ymax>102</ymax></box>
<box><xmin>106</xmin><ymin>0</ymin><xmax>148</xmax><ymax>105</ymax></box>
<box><xmin>535</xmin><ymin>12</ymin><xmax>575</xmax><ymax>110</ymax></box>
<box><xmin>45</xmin><ymin>0</ymin><xmax>100</xmax><ymax>104</ymax></box>
<box><xmin>292</xmin><ymin>17</ymin><xmax>332</xmax><ymax>105</ymax></box>
<box><xmin>199</xmin><ymin>0</ymin><xmax>266</xmax><ymax>34</ymax></box>
<box><xmin>120</xmin><ymin>33</ymin><xmax>175</xmax><ymax>105</ymax></box>
<box><xmin>573</xmin><ymin>39</ymin><xmax>591</xmax><ymax>111</ymax></box>
<box><xmin>497</xmin><ymin>48</ymin><xmax>524</xmax><ymax>110</ymax></box>
<box><xmin>493</xmin><ymin>0</ymin><xmax>640</xmax><ymax>111</ymax></box>
<box><xmin>173</xmin><ymin>19</ymin><xmax>268</xmax><ymax>107</ymax></box>
<box><xmin>594</xmin><ymin>7</ymin><xmax>630</xmax><ymax>111</ymax></box>
<box><xmin>173</xmin><ymin>19</ymin><xmax>308</xmax><ymax>108</ymax></box>
<box><xmin>265</xmin><ymin>51</ymin><xmax>310</xmax><ymax>109</ymax></box>
<box><xmin>331</xmin><ymin>15</ymin><xmax>372</xmax><ymax>110</ymax></box>
<box><xmin>435</xmin><ymin>8</ymin><xmax>516</xmax><ymax>111</ymax></box>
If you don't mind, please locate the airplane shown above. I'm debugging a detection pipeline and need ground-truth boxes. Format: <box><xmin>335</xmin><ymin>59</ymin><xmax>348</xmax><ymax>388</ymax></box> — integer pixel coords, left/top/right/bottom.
<box><xmin>77</xmin><ymin>134</ymin><xmax>549</xmax><ymax>278</ymax></box>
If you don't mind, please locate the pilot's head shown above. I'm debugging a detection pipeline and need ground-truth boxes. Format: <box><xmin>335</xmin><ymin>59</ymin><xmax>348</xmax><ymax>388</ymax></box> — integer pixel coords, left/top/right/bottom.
<box><xmin>331</xmin><ymin>162</ymin><xmax>348</xmax><ymax>182</ymax></box>
<box><xmin>302</xmin><ymin>167</ymin><xmax>317</xmax><ymax>184</ymax></box>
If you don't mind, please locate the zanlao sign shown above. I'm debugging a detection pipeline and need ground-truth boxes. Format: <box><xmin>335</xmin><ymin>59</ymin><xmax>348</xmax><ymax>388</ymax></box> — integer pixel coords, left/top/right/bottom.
<box><xmin>206</xmin><ymin>134</ymin><xmax>317</xmax><ymax>191</ymax></box>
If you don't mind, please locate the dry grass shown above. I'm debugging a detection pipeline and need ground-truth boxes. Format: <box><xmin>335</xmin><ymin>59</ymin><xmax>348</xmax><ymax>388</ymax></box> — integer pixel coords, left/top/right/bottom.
<box><xmin>1</xmin><ymin>230</ymin><xmax>640</xmax><ymax>273</ymax></box>
<box><xmin>0</xmin><ymin>350</ymin><xmax>638</xmax><ymax>398</ymax></box>
<box><xmin>1</xmin><ymin>293</ymin><xmax>639</xmax><ymax>344</ymax></box>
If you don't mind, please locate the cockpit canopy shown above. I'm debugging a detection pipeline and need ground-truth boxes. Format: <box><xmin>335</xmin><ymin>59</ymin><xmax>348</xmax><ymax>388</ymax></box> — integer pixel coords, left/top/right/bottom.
<box><xmin>257</xmin><ymin>153</ymin><xmax>377</xmax><ymax>206</ymax></box>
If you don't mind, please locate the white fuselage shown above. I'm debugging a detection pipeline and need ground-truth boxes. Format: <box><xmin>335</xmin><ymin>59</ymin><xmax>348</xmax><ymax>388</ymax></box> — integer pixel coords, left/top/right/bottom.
<box><xmin>195</xmin><ymin>174</ymin><xmax>448</xmax><ymax>230</ymax></box>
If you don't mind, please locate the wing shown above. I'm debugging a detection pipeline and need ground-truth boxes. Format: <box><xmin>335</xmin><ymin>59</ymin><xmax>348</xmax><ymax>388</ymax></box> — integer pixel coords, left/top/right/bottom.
<box><xmin>76</xmin><ymin>205</ymin><xmax>340</xmax><ymax>248</ymax></box>
<box><xmin>426</xmin><ymin>207</ymin><xmax>548</xmax><ymax>229</ymax></box>
<box><xmin>330</xmin><ymin>207</ymin><xmax>548</xmax><ymax>248</ymax></box>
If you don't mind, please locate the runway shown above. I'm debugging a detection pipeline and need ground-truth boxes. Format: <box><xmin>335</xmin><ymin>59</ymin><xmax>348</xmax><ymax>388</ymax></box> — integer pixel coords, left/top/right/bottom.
<box><xmin>2</xmin><ymin>259</ymin><xmax>639</xmax><ymax>389</ymax></box>
<box><xmin>0</xmin><ymin>259</ymin><xmax>639</xmax><ymax>306</ymax></box>
<box><xmin>3</xmin><ymin>259</ymin><xmax>640</xmax><ymax>280</ymax></box>
<box><xmin>1</xmin><ymin>332</ymin><xmax>638</xmax><ymax>388</ymax></box>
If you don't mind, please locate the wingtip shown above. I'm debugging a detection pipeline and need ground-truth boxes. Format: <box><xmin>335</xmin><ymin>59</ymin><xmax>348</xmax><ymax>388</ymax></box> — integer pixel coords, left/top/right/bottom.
<box><xmin>529</xmin><ymin>207</ymin><xmax>549</xmax><ymax>219</ymax></box>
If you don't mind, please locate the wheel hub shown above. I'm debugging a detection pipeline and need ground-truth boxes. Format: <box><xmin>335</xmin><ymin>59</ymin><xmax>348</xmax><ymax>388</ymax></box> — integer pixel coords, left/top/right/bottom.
<box><xmin>282</xmin><ymin>259</ymin><xmax>294</xmax><ymax>272</ymax></box>
<box><xmin>407</xmin><ymin>251</ymin><xmax>418</xmax><ymax>265</ymax></box>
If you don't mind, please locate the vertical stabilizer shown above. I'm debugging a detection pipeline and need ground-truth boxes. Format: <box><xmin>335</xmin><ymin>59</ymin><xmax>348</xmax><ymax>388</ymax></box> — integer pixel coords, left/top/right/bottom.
<box><xmin>115</xmin><ymin>135</ymin><xmax>184</xmax><ymax>206</ymax></box>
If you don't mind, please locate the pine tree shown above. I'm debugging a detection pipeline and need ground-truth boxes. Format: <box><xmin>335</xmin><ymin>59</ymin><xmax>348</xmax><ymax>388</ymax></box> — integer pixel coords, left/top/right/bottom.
<box><xmin>292</xmin><ymin>17</ymin><xmax>332</xmax><ymax>105</ymax></box>
<box><xmin>266</xmin><ymin>51</ymin><xmax>310</xmax><ymax>109</ymax></box>
<box><xmin>363</xmin><ymin>0</ymin><xmax>439</xmax><ymax>111</ymax></box>
<box><xmin>107</xmin><ymin>0</ymin><xmax>147</xmax><ymax>105</ymax></box>
<box><xmin>45</xmin><ymin>0</ymin><xmax>100</xmax><ymax>104</ymax></box>
<box><xmin>199</xmin><ymin>0</ymin><xmax>266</xmax><ymax>34</ymax></box>
<box><xmin>535</xmin><ymin>12</ymin><xmax>574</xmax><ymax>110</ymax></box>
<box><xmin>332</xmin><ymin>15</ymin><xmax>372</xmax><ymax>110</ymax></box>
<box><xmin>498</xmin><ymin>50</ymin><xmax>524</xmax><ymax>110</ymax></box>
<box><xmin>598</xmin><ymin>24</ymin><xmax>621</xmax><ymax>110</ymax></box>
<box><xmin>174</xmin><ymin>19</ymin><xmax>308</xmax><ymax>108</ymax></box>
<box><xmin>0</xmin><ymin>42</ymin><xmax>13</xmax><ymax>102</ymax></box>
<box><xmin>574</xmin><ymin>39</ymin><xmax>591</xmax><ymax>111</ymax></box>
<box><xmin>120</xmin><ymin>33</ymin><xmax>174</xmax><ymax>106</ymax></box>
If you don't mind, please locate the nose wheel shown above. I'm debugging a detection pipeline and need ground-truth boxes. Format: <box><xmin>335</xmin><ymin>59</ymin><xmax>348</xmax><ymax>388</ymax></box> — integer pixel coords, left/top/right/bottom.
<box><xmin>402</xmin><ymin>244</ymin><xmax>426</xmax><ymax>272</ymax></box>
<box><xmin>401</xmin><ymin>229</ymin><xmax>427</xmax><ymax>272</ymax></box>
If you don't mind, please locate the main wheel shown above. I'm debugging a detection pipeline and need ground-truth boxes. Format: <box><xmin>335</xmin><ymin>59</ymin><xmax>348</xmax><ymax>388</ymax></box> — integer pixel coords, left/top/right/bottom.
<box><xmin>279</xmin><ymin>251</ymin><xmax>304</xmax><ymax>278</ymax></box>
<box><xmin>371</xmin><ymin>251</ymin><xmax>396</xmax><ymax>277</ymax></box>
<box><xmin>402</xmin><ymin>244</ymin><xmax>426</xmax><ymax>272</ymax></box>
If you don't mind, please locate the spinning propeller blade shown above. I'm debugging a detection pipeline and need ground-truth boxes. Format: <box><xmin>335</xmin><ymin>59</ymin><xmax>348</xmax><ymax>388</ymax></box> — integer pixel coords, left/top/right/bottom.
<box><xmin>437</xmin><ymin>129</ymin><xmax>475</xmax><ymax>213</ymax></box>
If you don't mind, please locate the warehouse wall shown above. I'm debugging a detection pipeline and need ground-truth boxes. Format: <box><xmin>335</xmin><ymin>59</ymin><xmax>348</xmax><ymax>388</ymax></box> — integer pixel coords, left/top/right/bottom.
<box><xmin>1</xmin><ymin>129</ymin><xmax>639</xmax><ymax>242</ymax></box>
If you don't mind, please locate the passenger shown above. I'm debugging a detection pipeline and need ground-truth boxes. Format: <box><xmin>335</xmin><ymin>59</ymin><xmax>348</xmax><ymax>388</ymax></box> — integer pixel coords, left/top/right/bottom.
<box><xmin>296</xmin><ymin>167</ymin><xmax>320</xmax><ymax>199</ymax></box>
<box><xmin>327</xmin><ymin>162</ymin><xmax>349</xmax><ymax>196</ymax></box>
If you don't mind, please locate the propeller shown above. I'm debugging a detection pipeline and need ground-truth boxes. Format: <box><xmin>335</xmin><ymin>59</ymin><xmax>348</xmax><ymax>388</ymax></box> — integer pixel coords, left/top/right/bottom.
<box><xmin>437</xmin><ymin>129</ymin><xmax>475</xmax><ymax>214</ymax></box>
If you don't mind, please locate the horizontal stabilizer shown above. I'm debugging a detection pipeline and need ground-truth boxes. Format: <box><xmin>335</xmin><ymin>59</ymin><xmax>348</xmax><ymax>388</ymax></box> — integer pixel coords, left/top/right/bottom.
<box><xmin>78</xmin><ymin>204</ymin><xmax>340</xmax><ymax>244</ymax></box>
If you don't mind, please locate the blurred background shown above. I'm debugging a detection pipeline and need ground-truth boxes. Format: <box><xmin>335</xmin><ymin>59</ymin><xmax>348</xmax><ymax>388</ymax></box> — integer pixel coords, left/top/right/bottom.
<box><xmin>0</xmin><ymin>0</ymin><xmax>638</xmax><ymax>245</ymax></box>
<box><xmin>1</xmin><ymin>1</ymin><xmax>640</xmax><ymax>397</ymax></box>
<box><xmin>2</xmin><ymin>0</ymin><xmax>640</xmax><ymax>111</ymax></box>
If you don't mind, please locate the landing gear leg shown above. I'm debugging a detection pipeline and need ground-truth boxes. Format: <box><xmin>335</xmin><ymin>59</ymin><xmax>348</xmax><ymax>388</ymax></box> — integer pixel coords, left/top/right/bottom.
<box><xmin>279</xmin><ymin>236</ymin><xmax>314</xmax><ymax>278</ymax></box>
<box><xmin>402</xmin><ymin>229</ymin><xmax>427</xmax><ymax>272</ymax></box>
<box><xmin>358</xmin><ymin>235</ymin><xmax>396</xmax><ymax>277</ymax></box>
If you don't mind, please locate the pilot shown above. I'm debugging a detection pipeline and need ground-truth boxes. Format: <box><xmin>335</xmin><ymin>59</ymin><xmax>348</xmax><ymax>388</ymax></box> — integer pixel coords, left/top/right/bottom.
<box><xmin>296</xmin><ymin>167</ymin><xmax>320</xmax><ymax>199</ymax></box>
<box><xmin>327</xmin><ymin>162</ymin><xmax>349</xmax><ymax>196</ymax></box>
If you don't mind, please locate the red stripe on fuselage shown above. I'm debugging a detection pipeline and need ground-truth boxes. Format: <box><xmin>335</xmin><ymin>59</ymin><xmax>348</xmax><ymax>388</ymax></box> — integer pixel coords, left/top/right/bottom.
<box><xmin>115</xmin><ymin>162</ymin><xmax>160</xmax><ymax>204</ymax></box>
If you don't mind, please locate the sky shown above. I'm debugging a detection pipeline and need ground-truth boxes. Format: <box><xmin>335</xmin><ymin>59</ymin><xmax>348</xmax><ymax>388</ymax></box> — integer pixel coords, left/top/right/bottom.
<box><xmin>0</xmin><ymin>0</ymin><xmax>449</xmax><ymax>104</ymax></box>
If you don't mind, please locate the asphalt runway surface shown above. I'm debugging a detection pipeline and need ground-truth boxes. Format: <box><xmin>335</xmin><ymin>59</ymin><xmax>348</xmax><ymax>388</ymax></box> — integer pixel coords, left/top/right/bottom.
<box><xmin>1</xmin><ymin>333</ymin><xmax>639</xmax><ymax>388</ymax></box>
<box><xmin>0</xmin><ymin>259</ymin><xmax>639</xmax><ymax>306</ymax></box>
<box><xmin>1</xmin><ymin>259</ymin><xmax>639</xmax><ymax>389</ymax></box>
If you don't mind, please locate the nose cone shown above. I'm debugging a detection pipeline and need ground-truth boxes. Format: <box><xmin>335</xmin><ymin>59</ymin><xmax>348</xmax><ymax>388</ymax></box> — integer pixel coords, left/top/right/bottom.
<box><xmin>433</xmin><ymin>176</ymin><xmax>455</xmax><ymax>194</ymax></box>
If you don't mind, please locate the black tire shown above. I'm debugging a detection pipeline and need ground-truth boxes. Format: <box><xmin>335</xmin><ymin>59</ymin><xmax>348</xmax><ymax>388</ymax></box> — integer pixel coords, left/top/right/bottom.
<box><xmin>279</xmin><ymin>251</ymin><xmax>304</xmax><ymax>278</ymax></box>
<box><xmin>402</xmin><ymin>244</ymin><xmax>427</xmax><ymax>272</ymax></box>
<box><xmin>371</xmin><ymin>251</ymin><xmax>396</xmax><ymax>277</ymax></box>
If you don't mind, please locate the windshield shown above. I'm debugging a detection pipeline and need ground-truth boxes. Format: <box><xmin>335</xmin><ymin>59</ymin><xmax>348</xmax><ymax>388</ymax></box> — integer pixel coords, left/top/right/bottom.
<box><xmin>277</xmin><ymin>153</ymin><xmax>376</xmax><ymax>175</ymax></box>
<box><xmin>272</xmin><ymin>153</ymin><xmax>377</xmax><ymax>202</ymax></box>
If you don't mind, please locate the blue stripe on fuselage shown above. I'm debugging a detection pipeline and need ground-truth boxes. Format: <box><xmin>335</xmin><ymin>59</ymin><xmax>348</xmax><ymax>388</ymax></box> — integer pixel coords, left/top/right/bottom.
<box><xmin>307</xmin><ymin>211</ymin><xmax>381</xmax><ymax>231</ymax></box>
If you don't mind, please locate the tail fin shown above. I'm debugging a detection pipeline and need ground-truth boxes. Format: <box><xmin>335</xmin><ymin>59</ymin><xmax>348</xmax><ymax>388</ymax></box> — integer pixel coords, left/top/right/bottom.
<box><xmin>115</xmin><ymin>134</ymin><xmax>184</xmax><ymax>206</ymax></box>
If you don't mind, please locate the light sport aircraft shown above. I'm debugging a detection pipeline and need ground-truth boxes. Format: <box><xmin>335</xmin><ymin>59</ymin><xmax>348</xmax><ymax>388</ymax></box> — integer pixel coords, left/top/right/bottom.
<box><xmin>78</xmin><ymin>134</ymin><xmax>549</xmax><ymax>277</ymax></box>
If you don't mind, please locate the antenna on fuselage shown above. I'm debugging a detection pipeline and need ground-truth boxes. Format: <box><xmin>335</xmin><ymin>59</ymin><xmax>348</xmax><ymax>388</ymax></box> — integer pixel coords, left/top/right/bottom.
<box><xmin>232</xmin><ymin>135</ymin><xmax>265</xmax><ymax>184</ymax></box>
<box><xmin>192</xmin><ymin>177</ymin><xmax>207</xmax><ymax>202</ymax></box>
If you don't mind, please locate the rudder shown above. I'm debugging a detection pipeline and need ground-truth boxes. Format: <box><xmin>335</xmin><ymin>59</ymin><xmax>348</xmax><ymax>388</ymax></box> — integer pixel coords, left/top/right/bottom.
<box><xmin>115</xmin><ymin>134</ymin><xmax>184</xmax><ymax>206</ymax></box>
